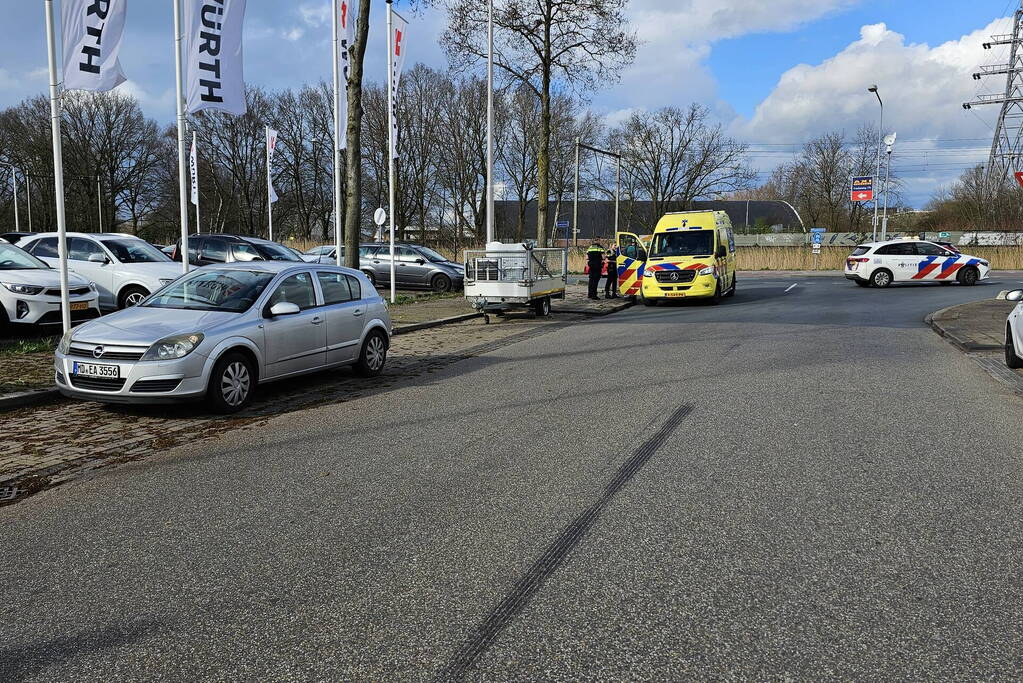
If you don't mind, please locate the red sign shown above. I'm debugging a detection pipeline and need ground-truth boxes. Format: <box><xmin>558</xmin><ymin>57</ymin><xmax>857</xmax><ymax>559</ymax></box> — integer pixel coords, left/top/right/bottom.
<box><xmin>1014</xmin><ymin>171</ymin><xmax>1023</xmax><ymax>189</ymax></box>
<box><xmin>851</xmin><ymin>176</ymin><xmax>874</xmax><ymax>202</ymax></box>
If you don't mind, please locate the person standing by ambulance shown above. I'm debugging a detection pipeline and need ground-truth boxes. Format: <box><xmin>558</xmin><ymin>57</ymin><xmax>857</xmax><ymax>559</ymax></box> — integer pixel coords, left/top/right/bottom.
<box><xmin>604</xmin><ymin>245</ymin><xmax>619</xmax><ymax>299</ymax></box>
<box><xmin>586</xmin><ymin>242</ymin><xmax>604</xmax><ymax>300</ymax></box>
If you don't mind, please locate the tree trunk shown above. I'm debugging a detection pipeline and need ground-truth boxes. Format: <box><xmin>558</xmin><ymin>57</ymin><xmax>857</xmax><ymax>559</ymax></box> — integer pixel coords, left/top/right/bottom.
<box><xmin>344</xmin><ymin>0</ymin><xmax>372</xmax><ymax>268</ymax></box>
<box><xmin>537</xmin><ymin>67</ymin><xmax>551</xmax><ymax>248</ymax></box>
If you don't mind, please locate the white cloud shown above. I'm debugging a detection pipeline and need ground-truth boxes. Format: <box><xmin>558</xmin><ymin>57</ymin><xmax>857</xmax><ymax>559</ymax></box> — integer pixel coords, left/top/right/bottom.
<box><xmin>739</xmin><ymin>20</ymin><xmax>1009</xmax><ymax>142</ymax></box>
<box><xmin>283</xmin><ymin>27</ymin><xmax>305</xmax><ymax>42</ymax></box>
<box><xmin>298</xmin><ymin>3</ymin><xmax>331</xmax><ymax>28</ymax></box>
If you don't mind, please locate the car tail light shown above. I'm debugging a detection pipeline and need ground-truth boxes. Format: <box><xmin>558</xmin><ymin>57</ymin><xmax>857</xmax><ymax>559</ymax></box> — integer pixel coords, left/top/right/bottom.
<box><xmin>849</xmin><ymin>257</ymin><xmax>870</xmax><ymax>263</ymax></box>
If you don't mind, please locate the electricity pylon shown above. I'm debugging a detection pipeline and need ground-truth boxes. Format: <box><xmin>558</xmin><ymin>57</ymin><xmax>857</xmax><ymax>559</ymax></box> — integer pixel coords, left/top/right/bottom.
<box><xmin>963</xmin><ymin>1</ymin><xmax>1023</xmax><ymax>188</ymax></box>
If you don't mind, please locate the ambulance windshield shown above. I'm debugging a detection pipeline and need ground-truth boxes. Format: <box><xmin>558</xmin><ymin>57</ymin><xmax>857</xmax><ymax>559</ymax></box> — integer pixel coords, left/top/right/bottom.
<box><xmin>650</xmin><ymin>231</ymin><xmax>714</xmax><ymax>259</ymax></box>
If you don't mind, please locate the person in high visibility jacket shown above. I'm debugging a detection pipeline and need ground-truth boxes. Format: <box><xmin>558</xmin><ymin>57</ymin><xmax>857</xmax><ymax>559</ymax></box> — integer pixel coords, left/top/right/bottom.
<box><xmin>586</xmin><ymin>243</ymin><xmax>605</xmax><ymax>300</ymax></box>
<box><xmin>604</xmin><ymin>246</ymin><xmax>619</xmax><ymax>299</ymax></box>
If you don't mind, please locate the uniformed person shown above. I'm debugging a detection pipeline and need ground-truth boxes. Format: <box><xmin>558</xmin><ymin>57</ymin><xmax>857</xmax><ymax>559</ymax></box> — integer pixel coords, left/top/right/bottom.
<box><xmin>604</xmin><ymin>246</ymin><xmax>618</xmax><ymax>299</ymax></box>
<box><xmin>586</xmin><ymin>242</ymin><xmax>604</xmax><ymax>300</ymax></box>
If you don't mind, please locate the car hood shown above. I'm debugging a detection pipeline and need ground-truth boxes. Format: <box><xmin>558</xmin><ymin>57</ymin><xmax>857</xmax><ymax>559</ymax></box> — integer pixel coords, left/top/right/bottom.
<box><xmin>437</xmin><ymin>260</ymin><xmax>464</xmax><ymax>271</ymax></box>
<box><xmin>0</xmin><ymin>268</ymin><xmax>90</xmax><ymax>287</ymax></box>
<box><xmin>72</xmin><ymin>306</ymin><xmax>244</xmax><ymax>345</ymax></box>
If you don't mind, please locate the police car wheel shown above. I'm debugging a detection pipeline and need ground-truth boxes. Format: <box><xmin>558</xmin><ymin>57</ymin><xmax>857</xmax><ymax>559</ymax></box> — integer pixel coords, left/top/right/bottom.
<box><xmin>957</xmin><ymin>267</ymin><xmax>979</xmax><ymax>286</ymax></box>
<box><xmin>1007</xmin><ymin>326</ymin><xmax>1023</xmax><ymax>369</ymax></box>
<box><xmin>870</xmin><ymin>269</ymin><xmax>893</xmax><ymax>288</ymax></box>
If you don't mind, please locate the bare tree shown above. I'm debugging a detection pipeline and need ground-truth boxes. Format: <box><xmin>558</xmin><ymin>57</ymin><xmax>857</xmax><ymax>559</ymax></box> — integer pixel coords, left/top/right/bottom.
<box><xmin>441</xmin><ymin>0</ymin><xmax>637</xmax><ymax>246</ymax></box>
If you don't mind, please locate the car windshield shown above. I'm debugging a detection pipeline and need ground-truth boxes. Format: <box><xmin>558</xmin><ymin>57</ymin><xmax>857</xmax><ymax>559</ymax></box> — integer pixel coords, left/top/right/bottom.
<box><xmin>650</xmin><ymin>231</ymin><xmax>714</xmax><ymax>258</ymax></box>
<box><xmin>418</xmin><ymin>247</ymin><xmax>449</xmax><ymax>263</ymax></box>
<box><xmin>143</xmin><ymin>269</ymin><xmax>275</xmax><ymax>312</ymax></box>
<box><xmin>851</xmin><ymin>246</ymin><xmax>871</xmax><ymax>256</ymax></box>
<box><xmin>255</xmin><ymin>242</ymin><xmax>302</xmax><ymax>261</ymax></box>
<box><xmin>102</xmin><ymin>239</ymin><xmax>172</xmax><ymax>263</ymax></box>
<box><xmin>0</xmin><ymin>242</ymin><xmax>48</xmax><ymax>270</ymax></box>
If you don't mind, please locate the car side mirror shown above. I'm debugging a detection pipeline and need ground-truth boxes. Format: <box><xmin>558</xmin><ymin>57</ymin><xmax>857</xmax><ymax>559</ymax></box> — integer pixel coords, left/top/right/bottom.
<box><xmin>416</xmin><ymin>258</ymin><xmax>426</xmax><ymax>265</ymax></box>
<box><xmin>268</xmin><ymin>301</ymin><xmax>301</xmax><ymax>317</ymax></box>
<box><xmin>1007</xmin><ymin>289</ymin><xmax>1023</xmax><ymax>302</ymax></box>
<box><xmin>88</xmin><ymin>253</ymin><xmax>108</xmax><ymax>264</ymax></box>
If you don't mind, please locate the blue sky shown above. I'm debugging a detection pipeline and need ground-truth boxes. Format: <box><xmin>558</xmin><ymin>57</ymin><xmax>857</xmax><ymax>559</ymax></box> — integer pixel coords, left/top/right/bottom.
<box><xmin>1</xmin><ymin>0</ymin><xmax>1018</xmax><ymax>206</ymax></box>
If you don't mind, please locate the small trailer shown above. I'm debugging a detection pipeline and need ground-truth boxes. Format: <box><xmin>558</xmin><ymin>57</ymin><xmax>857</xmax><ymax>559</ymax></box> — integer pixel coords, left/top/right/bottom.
<box><xmin>463</xmin><ymin>244</ymin><xmax>569</xmax><ymax>323</ymax></box>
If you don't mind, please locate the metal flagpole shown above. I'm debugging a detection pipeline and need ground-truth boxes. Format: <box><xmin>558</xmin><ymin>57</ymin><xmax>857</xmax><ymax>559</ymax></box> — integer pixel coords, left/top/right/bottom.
<box><xmin>614</xmin><ymin>154</ymin><xmax>620</xmax><ymax>237</ymax></box>
<box><xmin>173</xmin><ymin>0</ymin><xmax>190</xmax><ymax>274</ymax></box>
<box><xmin>44</xmin><ymin>0</ymin><xmax>71</xmax><ymax>332</ymax></box>
<box><xmin>332</xmin><ymin>0</ymin><xmax>344</xmax><ymax>267</ymax></box>
<box><xmin>386</xmin><ymin>0</ymin><xmax>396</xmax><ymax>303</ymax></box>
<box><xmin>193</xmin><ymin>131</ymin><xmax>201</xmax><ymax>234</ymax></box>
<box><xmin>485</xmin><ymin>0</ymin><xmax>495</xmax><ymax>244</ymax></box>
<box><xmin>25</xmin><ymin>170</ymin><xmax>32</xmax><ymax>232</ymax></box>
<box><xmin>11</xmin><ymin>167</ymin><xmax>19</xmax><ymax>231</ymax></box>
<box><xmin>572</xmin><ymin>137</ymin><xmax>580</xmax><ymax>247</ymax></box>
<box><xmin>266</xmin><ymin>126</ymin><xmax>274</xmax><ymax>242</ymax></box>
<box><xmin>96</xmin><ymin>176</ymin><xmax>102</xmax><ymax>231</ymax></box>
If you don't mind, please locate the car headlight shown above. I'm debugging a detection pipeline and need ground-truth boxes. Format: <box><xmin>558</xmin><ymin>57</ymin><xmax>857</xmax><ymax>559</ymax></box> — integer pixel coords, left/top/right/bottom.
<box><xmin>697</xmin><ymin>266</ymin><xmax>716</xmax><ymax>277</ymax></box>
<box><xmin>141</xmin><ymin>333</ymin><xmax>204</xmax><ymax>361</ymax></box>
<box><xmin>1</xmin><ymin>282</ymin><xmax>45</xmax><ymax>295</ymax></box>
<box><xmin>643</xmin><ymin>270</ymin><xmax>655</xmax><ymax>278</ymax></box>
<box><xmin>56</xmin><ymin>328</ymin><xmax>75</xmax><ymax>355</ymax></box>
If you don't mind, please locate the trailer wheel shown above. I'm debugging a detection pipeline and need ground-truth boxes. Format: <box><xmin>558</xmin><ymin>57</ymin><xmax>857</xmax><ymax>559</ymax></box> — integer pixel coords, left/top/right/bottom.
<box><xmin>533</xmin><ymin>296</ymin><xmax>551</xmax><ymax>317</ymax></box>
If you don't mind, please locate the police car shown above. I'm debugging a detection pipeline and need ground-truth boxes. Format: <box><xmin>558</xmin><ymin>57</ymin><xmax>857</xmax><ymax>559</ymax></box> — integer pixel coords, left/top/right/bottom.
<box><xmin>1006</xmin><ymin>289</ymin><xmax>1023</xmax><ymax>369</ymax></box>
<box><xmin>845</xmin><ymin>239</ymin><xmax>990</xmax><ymax>288</ymax></box>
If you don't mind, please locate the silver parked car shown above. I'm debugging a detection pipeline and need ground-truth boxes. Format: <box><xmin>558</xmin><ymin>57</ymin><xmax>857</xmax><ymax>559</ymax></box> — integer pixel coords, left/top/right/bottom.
<box><xmin>54</xmin><ymin>262</ymin><xmax>391</xmax><ymax>413</ymax></box>
<box><xmin>304</xmin><ymin>243</ymin><xmax>465</xmax><ymax>292</ymax></box>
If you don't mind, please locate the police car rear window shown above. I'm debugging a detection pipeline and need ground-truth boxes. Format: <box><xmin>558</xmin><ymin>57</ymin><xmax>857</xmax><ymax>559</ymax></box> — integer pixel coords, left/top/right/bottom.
<box><xmin>851</xmin><ymin>246</ymin><xmax>871</xmax><ymax>256</ymax></box>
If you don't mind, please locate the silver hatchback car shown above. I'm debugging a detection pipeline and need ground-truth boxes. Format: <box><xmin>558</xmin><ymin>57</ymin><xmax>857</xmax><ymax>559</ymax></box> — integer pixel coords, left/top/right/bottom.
<box><xmin>54</xmin><ymin>262</ymin><xmax>391</xmax><ymax>412</ymax></box>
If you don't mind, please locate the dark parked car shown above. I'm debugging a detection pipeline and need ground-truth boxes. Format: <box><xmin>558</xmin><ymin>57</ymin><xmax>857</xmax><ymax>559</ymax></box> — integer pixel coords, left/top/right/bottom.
<box><xmin>170</xmin><ymin>234</ymin><xmax>302</xmax><ymax>266</ymax></box>
<box><xmin>1</xmin><ymin>232</ymin><xmax>34</xmax><ymax>244</ymax></box>
<box><xmin>302</xmin><ymin>242</ymin><xmax>464</xmax><ymax>292</ymax></box>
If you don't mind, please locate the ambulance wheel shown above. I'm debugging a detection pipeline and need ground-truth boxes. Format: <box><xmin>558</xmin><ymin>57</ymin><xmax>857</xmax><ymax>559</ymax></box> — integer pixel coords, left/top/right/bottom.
<box><xmin>870</xmin><ymin>269</ymin><xmax>893</xmax><ymax>288</ymax></box>
<box><xmin>724</xmin><ymin>275</ymin><xmax>737</xmax><ymax>298</ymax></box>
<box><xmin>957</xmin><ymin>267</ymin><xmax>979</xmax><ymax>286</ymax></box>
<box><xmin>1007</xmin><ymin>325</ymin><xmax>1023</xmax><ymax>369</ymax></box>
<box><xmin>707</xmin><ymin>282</ymin><xmax>722</xmax><ymax>305</ymax></box>
<box><xmin>533</xmin><ymin>296</ymin><xmax>551</xmax><ymax>317</ymax></box>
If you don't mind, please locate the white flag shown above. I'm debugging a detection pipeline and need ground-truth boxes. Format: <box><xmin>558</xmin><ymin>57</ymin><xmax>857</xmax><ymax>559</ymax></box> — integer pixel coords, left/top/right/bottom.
<box><xmin>184</xmin><ymin>0</ymin><xmax>248</xmax><ymax>116</ymax></box>
<box><xmin>389</xmin><ymin>10</ymin><xmax>408</xmax><ymax>159</ymax></box>
<box><xmin>267</xmin><ymin>128</ymin><xmax>279</xmax><ymax>204</ymax></box>
<box><xmin>62</xmin><ymin>0</ymin><xmax>128</xmax><ymax>92</ymax></box>
<box><xmin>337</xmin><ymin>0</ymin><xmax>356</xmax><ymax>150</ymax></box>
<box><xmin>189</xmin><ymin>137</ymin><xmax>199</xmax><ymax>206</ymax></box>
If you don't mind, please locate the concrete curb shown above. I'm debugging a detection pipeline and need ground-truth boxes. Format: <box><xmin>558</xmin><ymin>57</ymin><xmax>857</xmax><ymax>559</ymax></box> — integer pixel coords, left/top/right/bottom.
<box><xmin>925</xmin><ymin>305</ymin><xmax>1003</xmax><ymax>353</ymax></box>
<box><xmin>393</xmin><ymin>312</ymin><xmax>484</xmax><ymax>335</ymax></box>
<box><xmin>0</xmin><ymin>387</ymin><xmax>62</xmax><ymax>413</ymax></box>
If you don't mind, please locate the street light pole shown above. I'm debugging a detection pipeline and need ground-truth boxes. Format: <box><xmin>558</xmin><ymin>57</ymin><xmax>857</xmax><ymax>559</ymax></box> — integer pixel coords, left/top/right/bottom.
<box><xmin>868</xmin><ymin>85</ymin><xmax>883</xmax><ymax>242</ymax></box>
<box><xmin>485</xmin><ymin>0</ymin><xmax>495</xmax><ymax>244</ymax></box>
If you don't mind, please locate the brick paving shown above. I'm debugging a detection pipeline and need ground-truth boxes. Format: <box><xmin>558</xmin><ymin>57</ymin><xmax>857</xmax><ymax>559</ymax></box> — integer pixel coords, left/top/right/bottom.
<box><xmin>0</xmin><ymin>313</ymin><xmax>587</xmax><ymax>494</ymax></box>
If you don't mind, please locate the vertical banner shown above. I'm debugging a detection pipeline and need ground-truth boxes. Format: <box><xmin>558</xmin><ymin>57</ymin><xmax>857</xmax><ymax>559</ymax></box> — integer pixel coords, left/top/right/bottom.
<box><xmin>189</xmin><ymin>134</ymin><xmax>199</xmax><ymax>206</ymax></box>
<box><xmin>266</xmin><ymin>127</ymin><xmax>279</xmax><ymax>204</ymax></box>
<box><xmin>337</xmin><ymin>0</ymin><xmax>356</xmax><ymax>149</ymax></box>
<box><xmin>184</xmin><ymin>0</ymin><xmax>248</xmax><ymax>115</ymax></box>
<box><xmin>62</xmin><ymin>0</ymin><xmax>129</xmax><ymax>92</ymax></box>
<box><xmin>389</xmin><ymin>10</ymin><xmax>408</xmax><ymax>159</ymax></box>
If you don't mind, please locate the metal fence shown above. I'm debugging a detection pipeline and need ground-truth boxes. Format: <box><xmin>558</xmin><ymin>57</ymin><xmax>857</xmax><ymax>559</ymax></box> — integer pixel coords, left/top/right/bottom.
<box><xmin>464</xmin><ymin>248</ymin><xmax>568</xmax><ymax>283</ymax></box>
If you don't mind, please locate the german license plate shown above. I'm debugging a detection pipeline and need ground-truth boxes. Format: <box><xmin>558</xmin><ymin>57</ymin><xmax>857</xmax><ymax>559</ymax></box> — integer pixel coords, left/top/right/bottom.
<box><xmin>69</xmin><ymin>301</ymin><xmax>88</xmax><ymax>311</ymax></box>
<box><xmin>72</xmin><ymin>362</ymin><xmax>119</xmax><ymax>379</ymax></box>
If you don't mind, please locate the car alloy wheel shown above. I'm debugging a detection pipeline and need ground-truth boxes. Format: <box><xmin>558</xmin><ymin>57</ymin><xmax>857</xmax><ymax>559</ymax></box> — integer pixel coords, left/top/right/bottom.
<box><xmin>221</xmin><ymin>360</ymin><xmax>251</xmax><ymax>407</ymax></box>
<box><xmin>871</xmin><ymin>270</ymin><xmax>893</xmax><ymax>288</ymax></box>
<box><xmin>365</xmin><ymin>334</ymin><xmax>386</xmax><ymax>372</ymax></box>
<box><xmin>119</xmin><ymin>286</ymin><xmax>150</xmax><ymax>308</ymax></box>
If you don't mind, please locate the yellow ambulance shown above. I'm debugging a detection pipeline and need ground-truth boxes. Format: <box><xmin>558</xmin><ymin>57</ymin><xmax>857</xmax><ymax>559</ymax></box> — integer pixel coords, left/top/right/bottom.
<box><xmin>616</xmin><ymin>210</ymin><xmax>737</xmax><ymax>305</ymax></box>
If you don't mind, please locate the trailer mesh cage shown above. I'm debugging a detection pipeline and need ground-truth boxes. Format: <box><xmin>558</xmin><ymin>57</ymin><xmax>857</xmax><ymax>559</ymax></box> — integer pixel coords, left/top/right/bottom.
<box><xmin>464</xmin><ymin>248</ymin><xmax>567</xmax><ymax>284</ymax></box>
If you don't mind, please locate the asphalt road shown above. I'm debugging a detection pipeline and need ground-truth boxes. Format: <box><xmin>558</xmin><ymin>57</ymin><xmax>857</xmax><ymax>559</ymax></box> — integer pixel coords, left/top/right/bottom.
<box><xmin>3</xmin><ymin>274</ymin><xmax>1023</xmax><ymax>681</ymax></box>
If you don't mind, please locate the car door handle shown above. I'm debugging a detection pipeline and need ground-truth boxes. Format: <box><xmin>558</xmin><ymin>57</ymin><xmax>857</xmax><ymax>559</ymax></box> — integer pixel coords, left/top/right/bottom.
<box><xmin>311</xmin><ymin>316</ymin><xmax>324</xmax><ymax>325</ymax></box>
<box><xmin>353</xmin><ymin>309</ymin><xmax>364</xmax><ymax>317</ymax></box>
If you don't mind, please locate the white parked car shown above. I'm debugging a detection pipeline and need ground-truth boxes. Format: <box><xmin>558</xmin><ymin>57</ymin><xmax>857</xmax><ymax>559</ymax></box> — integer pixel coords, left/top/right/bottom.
<box><xmin>0</xmin><ymin>241</ymin><xmax>101</xmax><ymax>331</ymax></box>
<box><xmin>54</xmin><ymin>262</ymin><xmax>391</xmax><ymax>412</ymax></box>
<box><xmin>1005</xmin><ymin>289</ymin><xmax>1023</xmax><ymax>369</ymax></box>
<box><xmin>18</xmin><ymin>232</ymin><xmax>183</xmax><ymax>310</ymax></box>
<box><xmin>845</xmin><ymin>240</ymin><xmax>990</xmax><ymax>288</ymax></box>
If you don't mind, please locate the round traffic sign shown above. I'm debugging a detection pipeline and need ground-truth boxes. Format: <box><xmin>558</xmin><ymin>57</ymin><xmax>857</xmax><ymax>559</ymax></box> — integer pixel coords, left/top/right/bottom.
<box><xmin>373</xmin><ymin>208</ymin><xmax>387</xmax><ymax>226</ymax></box>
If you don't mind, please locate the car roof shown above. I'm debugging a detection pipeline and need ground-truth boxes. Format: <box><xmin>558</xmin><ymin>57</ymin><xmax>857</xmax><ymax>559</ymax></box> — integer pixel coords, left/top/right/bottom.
<box><xmin>203</xmin><ymin>261</ymin><xmax>365</xmax><ymax>276</ymax></box>
<box><xmin>22</xmin><ymin>231</ymin><xmax>143</xmax><ymax>240</ymax></box>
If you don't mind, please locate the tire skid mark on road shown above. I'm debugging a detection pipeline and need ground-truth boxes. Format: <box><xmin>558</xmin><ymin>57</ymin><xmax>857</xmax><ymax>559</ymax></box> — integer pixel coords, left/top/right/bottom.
<box><xmin>435</xmin><ymin>404</ymin><xmax>694</xmax><ymax>681</ymax></box>
<box><xmin>0</xmin><ymin>317</ymin><xmax>583</xmax><ymax>506</ymax></box>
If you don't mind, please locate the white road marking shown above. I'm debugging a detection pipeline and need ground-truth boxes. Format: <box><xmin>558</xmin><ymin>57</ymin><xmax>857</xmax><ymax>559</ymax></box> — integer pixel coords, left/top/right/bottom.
<box><xmin>785</xmin><ymin>283</ymin><xmax>798</xmax><ymax>293</ymax></box>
